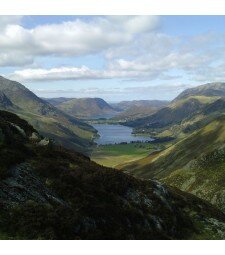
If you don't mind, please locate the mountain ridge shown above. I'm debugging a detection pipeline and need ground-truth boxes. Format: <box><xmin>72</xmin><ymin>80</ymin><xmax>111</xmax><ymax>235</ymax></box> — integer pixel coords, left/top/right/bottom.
<box><xmin>0</xmin><ymin>76</ymin><xmax>96</xmax><ymax>153</ymax></box>
<box><xmin>174</xmin><ymin>82</ymin><xmax>225</xmax><ymax>101</ymax></box>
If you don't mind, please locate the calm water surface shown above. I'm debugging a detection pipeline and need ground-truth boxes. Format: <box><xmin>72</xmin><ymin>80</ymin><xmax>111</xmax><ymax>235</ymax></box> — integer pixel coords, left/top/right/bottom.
<box><xmin>93</xmin><ymin>124</ymin><xmax>153</xmax><ymax>145</ymax></box>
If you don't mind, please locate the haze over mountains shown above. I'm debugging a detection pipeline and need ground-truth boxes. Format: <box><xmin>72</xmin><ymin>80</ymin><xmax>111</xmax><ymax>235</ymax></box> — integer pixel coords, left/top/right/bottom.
<box><xmin>44</xmin><ymin>97</ymin><xmax>169</xmax><ymax>120</ymax></box>
<box><xmin>111</xmin><ymin>100</ymin><xmax>169</xmax><ymax>111</ymax></box>
<box><xmin>112</xmin><ymin>100</ymin><xmax>169</xmax><ymax>121</ymax></box>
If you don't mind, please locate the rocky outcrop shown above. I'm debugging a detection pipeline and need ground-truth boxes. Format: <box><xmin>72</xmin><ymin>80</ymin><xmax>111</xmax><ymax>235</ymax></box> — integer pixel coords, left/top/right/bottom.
<box><xmin>0</xmin><ymin>163</ymin><xmax>66</xmax><ymax>208</ymax></box>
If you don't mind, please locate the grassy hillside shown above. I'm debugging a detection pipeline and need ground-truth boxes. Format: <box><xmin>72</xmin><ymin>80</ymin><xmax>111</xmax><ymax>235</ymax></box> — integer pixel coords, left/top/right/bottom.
<box><xmin>127</xmin><ymin>96</ymin><xmax>218</xmax><ymax>129</ymax></box>
<box><xmin>125</xmin><ymin>95</ymin><xmax>224</xmax><ymax>144</ymax></box>
<box><xmin>125</xmin><ymin>83</ymin><xmax>225</xmax><ymax>138</ymax></box>
<box><xmin>121</xmin><ymin>115</ymin><xmax>225</xmax><ymax>211</ymax></box>
<box><xmin>1</xmin><ymin>110</ymin><xmax>225</xmax><ymax>239</ymax></box>
<box><xmin>120</xmin><ymin>84</ymin><xmax>225</xmax><ymax>211</ymax></box>
<box><xmin>57</xmin><ymin>97</ymin><xmax>118</xmax><ymax>119</ymax></box>
<box><xmin>0</xmin><ymin>76</ymin><xmax>96</xmax><ymax>153</ymax></box>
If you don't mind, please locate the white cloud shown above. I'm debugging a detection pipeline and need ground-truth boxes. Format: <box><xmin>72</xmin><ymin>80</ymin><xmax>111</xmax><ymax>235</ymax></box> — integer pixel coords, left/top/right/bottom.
<box><xmin>10</xmin><ymin>66</ymin><xmax>103</xmax><ymax>81</ymax></box>
<box><xmin>2</xmin><ymin>16</ymin><xmax>225</xmax><ymax>85</ymax></box>
<box><xmin>0</xmin><ymin>16</ymin><xmax>159</xmax><ymax>67</ymax></box>
<box><xmin>191</xmin><ymin>63</ymin><xmax>225</xmax><ymax>82</ymax></box>
<box><xmin>8</xmin><ymin>29</ymin><xmax>223</xmax><ymax>83</ymax></box>
<box><xmin>6</xmin><ymin>64</ymin><xmax>182</xmax><ymax>85</ymax></box>
<box><xmin>108</xmin><ymin>16</ymin><xmax>159</xmax><ymax>34</ymax></box>
<box><xmin>8</xmin><ymin>66</ymin><xmax>134</xmax><ymax>82</ymax></box>
<box><xmin>8</xmin><ymin>64</ymin><xmax>177</xmax><ymax>82</ymax></box>
<box><xmin>0</xmin><ymin>16</ymin><xmax>22</xmax><ymax>29</ymax></box>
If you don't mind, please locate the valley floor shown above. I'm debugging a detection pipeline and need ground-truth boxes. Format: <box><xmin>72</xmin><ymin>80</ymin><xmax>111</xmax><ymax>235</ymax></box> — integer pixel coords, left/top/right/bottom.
<box><xmin>91</xmin><ymin>142</ymin><xmax>160</xmax><ymax>168</ymax></box>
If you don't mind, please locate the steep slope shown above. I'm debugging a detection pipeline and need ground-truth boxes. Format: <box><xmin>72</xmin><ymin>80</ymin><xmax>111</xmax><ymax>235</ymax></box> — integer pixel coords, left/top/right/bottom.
<box><xmin>57</xmin><ymin>97</ymin><xmax>118</xmax><ymax>119</ymax></box>
<box><xmin>0</xmin><ymin>92</ymin><xmax>16</xmax><ymax>109</ymax></box>
<box><xmin>203</xmin><ymin>98</ymin><xmax>225</xmax><ymax>115</ymax></box>
<box><xmin>121</xmin><ymin>115</ymin><xmax>225</xmax><ymax>211</ymax></box>
<box><xmin>0</xmin><ymin>76</ymin><xmax>96</xmax><ymax>153</ymax></box>
<box><xmin>174</xmin><ymin>82</ymin><xmax>225</xmax><ymax>101</ymax></box>
<box><xmin>1</xmin><ymin>110</ymin><xmax>225</xmax><ymax>240</ymax></box>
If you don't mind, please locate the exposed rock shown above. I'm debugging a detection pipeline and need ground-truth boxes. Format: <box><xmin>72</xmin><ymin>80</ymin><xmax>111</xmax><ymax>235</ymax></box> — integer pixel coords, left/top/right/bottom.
<box><xmin>29</xmin><ymin>132</ymin><xmax>41</xmax><ymax>142</ymax></box>
<box><xmin>38</xmin><ymin>138</ymin><xmax>50</xmax><ymax>146</ymax></box>
<box><xmin>0</xmin><ymin>163</ymin><xmax>66</xmax><ymax>208</ymax></box>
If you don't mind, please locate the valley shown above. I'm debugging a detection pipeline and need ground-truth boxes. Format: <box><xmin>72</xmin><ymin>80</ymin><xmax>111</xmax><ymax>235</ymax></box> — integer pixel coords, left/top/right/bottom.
<box><xmin>90</xmin><ymin>123</ymin><xmax>155</xmax><ymax>167</ymax></box>
<box><xmin>91</xmin><ymin>142</ymin><xmax>157</xmax><ymax>168</ymax></box>
<box><xmin>2</xmin><ymin>77</ymin><xmax>225</xmax><ymax>239</ymax></box>
<box><xmin>2</xmin><ymin>14</ymin><xmax>225</xmax><ymax>242</ymax></box>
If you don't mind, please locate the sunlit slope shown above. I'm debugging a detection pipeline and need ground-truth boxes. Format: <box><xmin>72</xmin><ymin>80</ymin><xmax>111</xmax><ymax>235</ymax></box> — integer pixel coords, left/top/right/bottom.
<box><xmin>91</xmin><ymin>143</ymin><xmax>155</xmax><ymax>168</ymax></box>
<box><xmin>126</xmin><ymin>82</ymin><xmax>225</xmax><ymax>139</ymax></box>
<box><xmin>126</xmin><ymin>95</ymin><xmax>218</xmax><ymax>129</ymax></box>
<box><xmin>121</xmin><ymin>115</ymin><xmax>225</xmax><ymax>210</ymax></box>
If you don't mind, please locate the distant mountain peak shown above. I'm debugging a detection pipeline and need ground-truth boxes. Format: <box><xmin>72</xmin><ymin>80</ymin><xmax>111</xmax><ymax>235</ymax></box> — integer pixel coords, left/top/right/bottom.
<box><xmin>54</xmin><ymin>97</ymin><xmax>118</xmax><ymax>119</ymax></box>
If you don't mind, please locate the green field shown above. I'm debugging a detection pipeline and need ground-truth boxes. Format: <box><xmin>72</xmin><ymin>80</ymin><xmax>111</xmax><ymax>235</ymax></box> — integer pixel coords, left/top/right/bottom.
<box><xmin>91</xmin><ymin>143</ymin><xmax>158</xmax><ymax>168</ymax></box>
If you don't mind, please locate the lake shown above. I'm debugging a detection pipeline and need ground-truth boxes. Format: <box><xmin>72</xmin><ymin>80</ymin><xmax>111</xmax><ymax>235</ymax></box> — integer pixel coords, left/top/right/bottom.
<box><xmin>93</xmin><ymin>124</ymin><xmax>153</xmax><ymax>145</ymax></box>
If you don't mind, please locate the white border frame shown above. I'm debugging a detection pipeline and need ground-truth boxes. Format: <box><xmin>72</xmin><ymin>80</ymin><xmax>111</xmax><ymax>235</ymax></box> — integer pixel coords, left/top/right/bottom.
<box><xmin>1</xmin><ymin>0</ymin><xmax>225</xmax><ymax>15</ymax></box>
<box><xmin>0</xmin><ymin>0</ymin><xmax>225</xmax><ymax>254</ymax></box>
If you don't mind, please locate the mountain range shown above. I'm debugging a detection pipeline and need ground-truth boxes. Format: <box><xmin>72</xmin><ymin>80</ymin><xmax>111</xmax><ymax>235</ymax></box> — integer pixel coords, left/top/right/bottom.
<box><xmin>112</xmin><ymin>100</ymin><xmax>169</xmax><ymax>121</ymax></box>
<box><xmin>112</xmin><ymin>100</ymin><xmax>169</xmax><ymax>111</ymax></box>
<box><xmin>125</xmin><ymin>84</ymin><xmax>225</xmax><ymax>141</ymax></box>
<box><xmin>45</xmin><ymin>98</ymin><xmax>169</xmax><ymax>121</ymax></box>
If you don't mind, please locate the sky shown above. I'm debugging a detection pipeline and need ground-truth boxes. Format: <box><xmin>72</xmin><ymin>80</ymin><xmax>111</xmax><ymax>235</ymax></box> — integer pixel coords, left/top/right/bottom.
<box><xmin>0</xmin><ymin>15</ymin><xmax>225</xmax><ymax>101</ymax></box>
